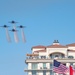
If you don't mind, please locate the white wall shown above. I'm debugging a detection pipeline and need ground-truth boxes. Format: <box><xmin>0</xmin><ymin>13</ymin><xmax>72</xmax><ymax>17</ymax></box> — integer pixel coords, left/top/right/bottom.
<box><xmin>46</xmin><ymin>63</ymin><xmax>50</xmax><ymax>69</ymax></box>
<box><xmin>46</xmin><ymin>72</ymin><xmax>50</xmax><ymax>75</ymax></box>
<box><xmin>28</xmin><ymin>71</ymin><xmax>32</xmax><ymax>75</ymax></box>
<box><xmin>38</xmin><ymin>63</ymin><xmax>43</xmax><ymax>69</ymax></box>
<box><xmin>38</xmin><ymin>72</ymin><xmax>43</xmax><ymax>75</ymax></box>
<box><xmin>28</xmin><ymin>63</ymin><xmax>32</xmax><ymax>69</ymax></box>
<box><xmin>68</xmin><ymin>52</ymin><xmax>75</xmax><ymax>58</ymax></box>
<box><xmin>66</xmin><ymin>63</ymin><xmax>70</xmax><ymax>67</ymax></box>
<box><xmin>46</xmin><ymin>48</ymin><xmax>67</xmax><ymax>57</ymax></box>
<box><xmin>68</xmin><ymin>47</ymin><xmax>75</xmax><ymax>50</ymax></box>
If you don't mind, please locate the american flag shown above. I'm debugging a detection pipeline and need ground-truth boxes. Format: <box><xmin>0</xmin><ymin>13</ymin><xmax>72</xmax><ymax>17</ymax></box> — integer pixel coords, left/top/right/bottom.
<box><xmin>53</xmin><ymin>60</ymin><xmax>69</xmax><ymax>74</ymax></box>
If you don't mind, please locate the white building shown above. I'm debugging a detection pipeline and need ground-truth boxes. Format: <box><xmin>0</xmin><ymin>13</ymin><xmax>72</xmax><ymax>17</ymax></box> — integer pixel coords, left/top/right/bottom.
<box><xmin>25</xmin><ymin>40</ymin><xmax>75</xmax><ymax>75</ymax></box>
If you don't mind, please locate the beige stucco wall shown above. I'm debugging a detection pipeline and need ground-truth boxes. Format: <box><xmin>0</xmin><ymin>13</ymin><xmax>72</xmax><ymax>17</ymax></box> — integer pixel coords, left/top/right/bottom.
<box><xmin>28</xmin><ymin>63</ymin><xmax>32</xmax><ymax>69</ymax></box>
<box><xmin>68</xmin><ymin>47</ymin><xmax>75</xmax><ymax>50</ymax></box>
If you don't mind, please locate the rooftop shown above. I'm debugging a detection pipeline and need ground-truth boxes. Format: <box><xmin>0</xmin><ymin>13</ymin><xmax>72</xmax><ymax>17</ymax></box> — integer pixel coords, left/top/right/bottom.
<box><xmin>66</xmin><ymin>43</ymin><xmax>75</xmax><ymax>46</ymax></box>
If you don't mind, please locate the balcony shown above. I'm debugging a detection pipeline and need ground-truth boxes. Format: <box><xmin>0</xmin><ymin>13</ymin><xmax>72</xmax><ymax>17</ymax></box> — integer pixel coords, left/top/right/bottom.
<box><xmin>24</xmin><ymin>67</ymin><xmax>52</xmax><ymax>72</ymax></box>
<box><xmin>25</xmin><ymin>57</ymin><xmax>75</xmax><ymax>63</ymax></box>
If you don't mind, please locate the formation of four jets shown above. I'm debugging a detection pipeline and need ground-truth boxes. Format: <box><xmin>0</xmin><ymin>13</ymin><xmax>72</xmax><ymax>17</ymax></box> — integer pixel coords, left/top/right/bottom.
<box><xmin>0</xmin><ymin>20</ymin><xmax>26</xmax><ymax>43</ymax></box>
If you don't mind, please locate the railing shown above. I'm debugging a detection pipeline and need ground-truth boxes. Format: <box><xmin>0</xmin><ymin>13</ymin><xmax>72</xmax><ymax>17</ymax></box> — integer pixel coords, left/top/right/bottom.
<box><xmin>24</xmin><ymin>66</ymin><xmax>52</xmax><ymax>71</ymax></box>
<box><xmin>24</xmin><ymin>68</ymin><xmax>51</xmax><ymax>71</ymax></box>
<box><xmin>26</xmin><ymin>57</ymin><xmax>74</xmax><ymax>60</ymax></box>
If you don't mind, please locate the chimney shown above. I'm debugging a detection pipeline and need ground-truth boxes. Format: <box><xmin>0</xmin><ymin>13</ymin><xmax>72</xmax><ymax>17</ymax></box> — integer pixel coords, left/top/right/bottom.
<box><xmin>53</xmin><ymin>40</ymin><xmax>60</xmax><ymax>45</ymax></box>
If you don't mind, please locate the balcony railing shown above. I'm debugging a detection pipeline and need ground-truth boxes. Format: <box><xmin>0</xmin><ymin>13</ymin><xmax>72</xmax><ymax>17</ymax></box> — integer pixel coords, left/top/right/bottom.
<box><xmin>25</xmin><ymin>58</ymin><xmax>75</xmax><ymax>63</ymax></box>
<box><xmin>26</xmin><ymin>56</ymin><xmax>74</xmax><ymax>60</ymax></box>
<box><xmin>24</xmin><ymin>67</ymin><xmax>52</xmax><ymax>72</ymax></box>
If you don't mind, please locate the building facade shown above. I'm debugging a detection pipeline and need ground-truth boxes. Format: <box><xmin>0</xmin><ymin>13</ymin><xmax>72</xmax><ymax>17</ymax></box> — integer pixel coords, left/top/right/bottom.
<box><xmin>25</xmin><ymin>40</ymin><xmax>75</xmax><ymax>75</ymax></box>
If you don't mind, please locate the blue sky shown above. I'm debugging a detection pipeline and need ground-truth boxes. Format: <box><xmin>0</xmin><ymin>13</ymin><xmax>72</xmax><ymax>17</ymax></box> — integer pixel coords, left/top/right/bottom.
<box><xmin>0</xmin><ymin>0</ymin><xmax>75</xmax><ymax>75</ymax></box>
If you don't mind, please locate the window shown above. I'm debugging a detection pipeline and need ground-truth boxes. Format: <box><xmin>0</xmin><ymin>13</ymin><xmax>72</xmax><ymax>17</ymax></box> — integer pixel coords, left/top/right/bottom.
<box><xmin>70</xmin><ymin>63</ymin><xmax>73</xmax><ymax>66</ymax></box>
<box><xmin>68</xmin><ymin>56</ymin><xmax>74</xmax><ymax>59</ymax></box>
<box><xmin>50</xmin><ymin>54</ymin><xmax>54</xmax><ymax>59</ymax></box>
<box><xmin>50</xmin><ymin>54</ymin><xmax>52</xmax><ymax>58</ymax></box>
<box><xmin>43</xmin><ymin>71</ymin><xmax>46</xmax><ymax>75</ymax></box>
<box><xmin>55</xmin><ymin>55</ymin><xmax>59</xmax><ymax>57</ymax></box>
<box><xmin>50</xmin><ymin>63</ymin><xmax>53</xmax><ymax>69</ymax></box>
<box><xmin>50</xmin><ymin>70</ymin><xmax>54</xmax><ymax>75</ymax></box>
<box><xmin>43</xmin><ymin>63</ymin><xmax>46</xmax><ymax>69</ymax></box>
<box><xmin>73</xmin><ymin>65</ymin><xmax>75</xmax><ymax>69</ymax></box>
<box><xmin>41</xmin><ymin>56</ymin><xmax>46</xmax><ymax>59</ymax></box>
<box><xmin>50</xmin><ymin>53</ymin><xmax>65</xmax><ymax>59</ymax></box>
<box><xmin>32</xmin><ymin>71</ymin><xmax>36</xmax><ymax>75</ymax></box>
<box><xmin>61</xmin><ymin>54</ymin><xmax>64</xmax><ymax>58</ymax></box>
<box><xmin>32</xmin><ymin>63</ymin><xmax>37</xmax><ymax>69</ymax></box>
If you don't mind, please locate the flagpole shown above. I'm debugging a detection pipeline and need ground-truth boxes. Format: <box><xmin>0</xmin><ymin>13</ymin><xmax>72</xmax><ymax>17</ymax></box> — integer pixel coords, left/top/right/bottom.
<box><xmin>69</xmin><ymin>65</ymin><xmax>70</xmax><ymax>75</ymax></box>
<box><xmin>52</xmin><ymin>59</ymin><xmax>54</xmax><ymax>75</ymax></box>
<box><xmin>53</xmin><ymin>58</ymin><xmax>58</xmax><ymax>75</ymax></box>
<box><xmin>53</xmin><ymin>58</ymin><xmax>56</xmax><ymax>75</ymax></box>
<box><xmin>53</xmin><ymin>59</ymin><xmax>56</xmax><ymax>75</ymax></box>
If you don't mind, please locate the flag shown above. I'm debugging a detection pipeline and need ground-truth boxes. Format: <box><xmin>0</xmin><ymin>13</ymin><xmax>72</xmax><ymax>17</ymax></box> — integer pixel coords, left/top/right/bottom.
<box><xmin>53</xmin><ymin>60</ymin><xmax>69</xmax><ymax>74</ymax></box>
<box><xmin>70</xmin><ymin>66</ymin><xmax>73</xmax><ymax>75</ymax></box>
<box><xmin>70</xmin><ymin>66</ymin><xmax>75</xmax><ymax>75</ymax></box>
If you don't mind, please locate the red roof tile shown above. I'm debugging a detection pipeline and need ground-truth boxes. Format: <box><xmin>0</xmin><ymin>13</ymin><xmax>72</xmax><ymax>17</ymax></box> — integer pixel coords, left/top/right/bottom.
<box><xmin>34</xmin><ymin>50</ymin><xmax>46</xmax><ymax>53</ymax></box>
<box><xmin>66</xmin><ymin>43</ymin><xmax>75</xmax><ymax>46</ymax></box>
<box><xmin>26</xmin><ymin>54</ymin><xmax>39</xmax><ymax>56</ymax></box>
<box><xmin>47</xmin><ymin>44</ymin><xmax>67</xmax><ymax>48</ymax></box>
